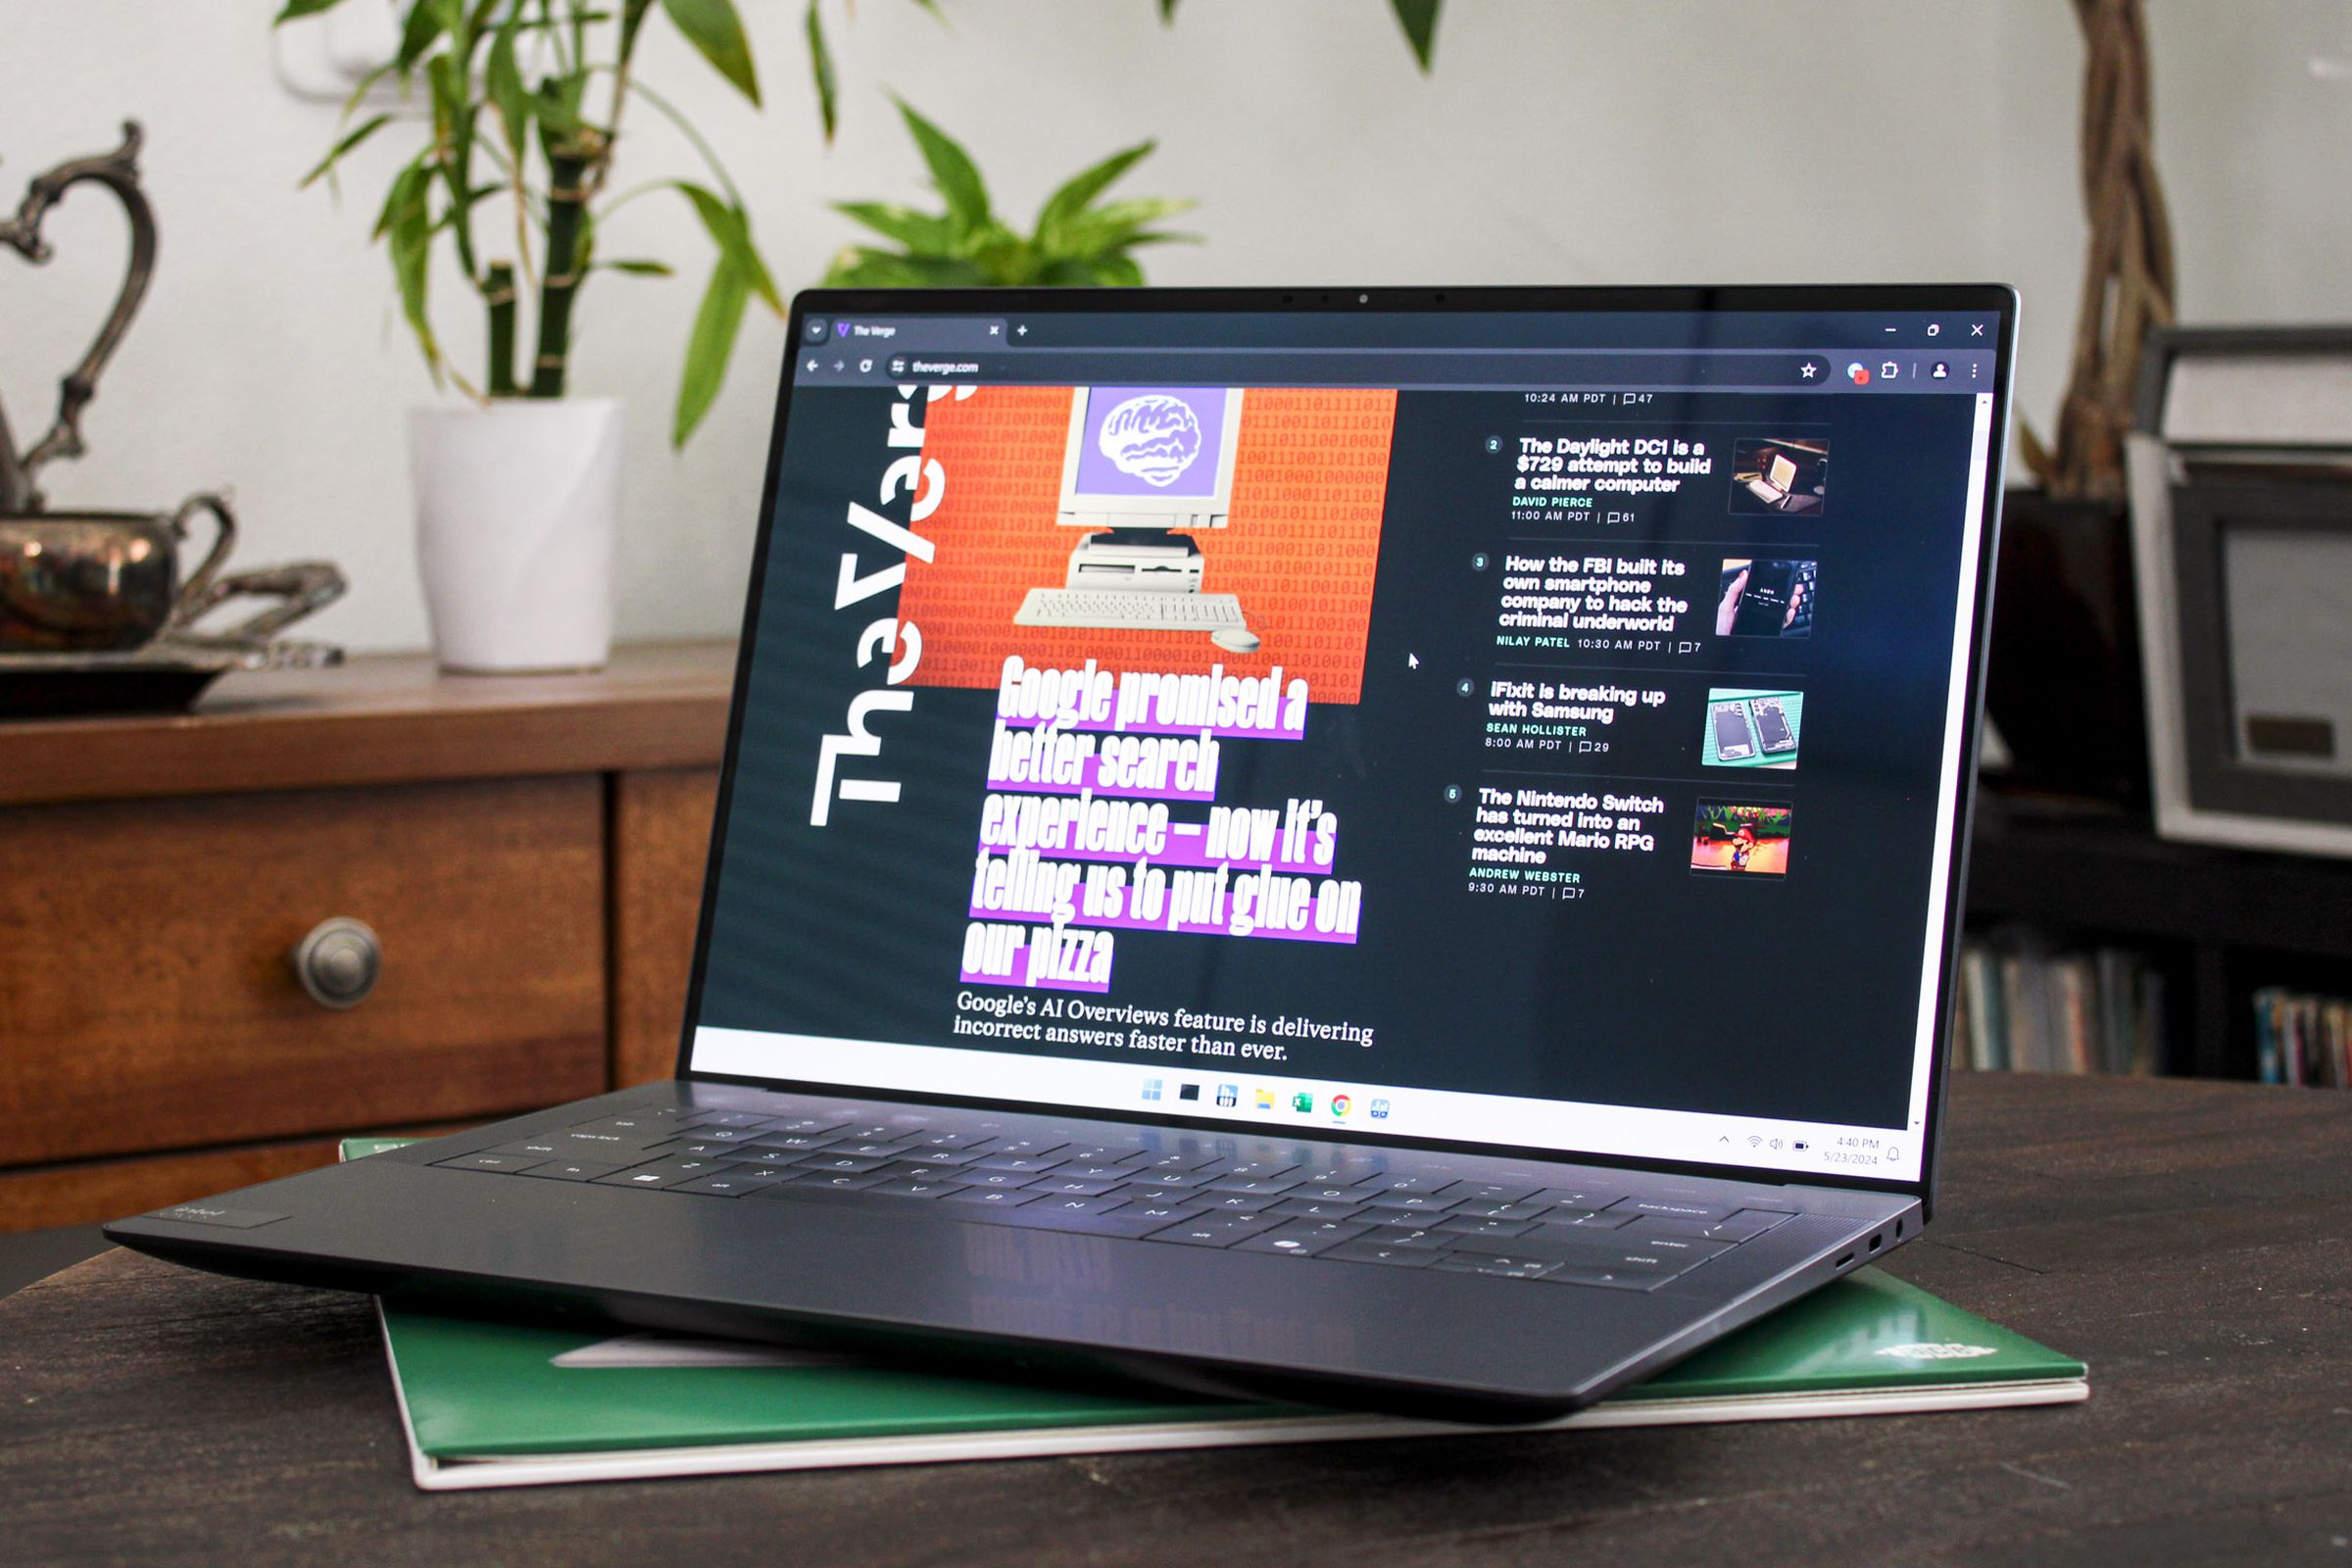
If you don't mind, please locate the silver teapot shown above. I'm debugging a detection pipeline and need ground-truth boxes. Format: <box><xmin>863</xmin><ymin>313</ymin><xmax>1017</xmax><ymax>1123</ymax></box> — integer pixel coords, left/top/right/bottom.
<box><xmin>0</xmin><ymin>122</ymin><xmax>341</xmax><ymax>655</ymax></box>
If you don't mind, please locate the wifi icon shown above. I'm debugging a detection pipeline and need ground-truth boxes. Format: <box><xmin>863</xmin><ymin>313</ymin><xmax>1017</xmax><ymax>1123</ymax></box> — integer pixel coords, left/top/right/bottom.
<box><xmin>1747</xmin><ymin>1135</ymin><xmax>1763</xmax><ymax>1149</ymax></box>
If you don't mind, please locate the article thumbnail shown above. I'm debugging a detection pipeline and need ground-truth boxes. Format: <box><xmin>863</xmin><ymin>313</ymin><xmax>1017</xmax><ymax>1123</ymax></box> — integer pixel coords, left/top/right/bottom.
<box><xmin>1690</xmin><ymin>801</ymin><xmax>1792</xmax><ymax>876</ymax></box>
<box><xmin>894</xmin><ymin>385</ymin><xmax>1396</xmax><ymax>704</ymax></box>
<box><xmin>1728</xmin><ymin>438</ymin><xmax>1828</xmax><ymax>516</ymax></box>
<box><xmin>1702</xmin><ymin>688</ymin><xmax>1803</xmax><ymax>770</ymax></box>
<box><xmin>1715</xmin><ymin>558</ymin><xmax>1816</xmax><ymax>637</ymax></box>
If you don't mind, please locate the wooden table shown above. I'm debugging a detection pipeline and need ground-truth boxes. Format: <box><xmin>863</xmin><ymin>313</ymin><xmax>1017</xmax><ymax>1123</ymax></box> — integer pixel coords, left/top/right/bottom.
<box><xmin>3</xmin><ymin>1075</ymin><xmax>2346</xmax><ymax>1566</ymax></box>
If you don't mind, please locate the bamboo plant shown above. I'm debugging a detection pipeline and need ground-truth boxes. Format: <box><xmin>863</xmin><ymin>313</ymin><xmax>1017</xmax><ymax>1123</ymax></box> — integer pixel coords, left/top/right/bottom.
<box><xmin>277</xmin><ymin>0</ymin><xmax>784</xmax><ymax>445</ymax></box>
<box><xmin>823</xmin><ymin>101</ymin><xmax>1194</xmax><ymax>288</ymax></box>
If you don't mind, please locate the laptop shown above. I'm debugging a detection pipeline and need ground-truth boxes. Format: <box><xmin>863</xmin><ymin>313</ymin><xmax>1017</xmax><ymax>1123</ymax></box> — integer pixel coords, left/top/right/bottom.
<box><xmin>107</xmin><ymin>285</ymin><xmax>2014</xmax><ymax>1423</ymax></box>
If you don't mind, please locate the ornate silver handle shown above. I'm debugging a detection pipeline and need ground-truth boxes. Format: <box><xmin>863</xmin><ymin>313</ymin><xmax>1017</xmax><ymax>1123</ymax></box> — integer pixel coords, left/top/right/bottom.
<box><xmin>292</xmin><ymin>917</ymin><xmax>381</xmax><ymax>1009</ymax></box>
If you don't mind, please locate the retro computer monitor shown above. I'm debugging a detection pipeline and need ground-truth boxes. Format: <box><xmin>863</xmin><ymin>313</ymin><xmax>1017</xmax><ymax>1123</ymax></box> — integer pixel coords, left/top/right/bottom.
<box><xmin>1016</xmin><ymin>385</ymin><xmax>1259</xmax><ymax>651</ymax></box>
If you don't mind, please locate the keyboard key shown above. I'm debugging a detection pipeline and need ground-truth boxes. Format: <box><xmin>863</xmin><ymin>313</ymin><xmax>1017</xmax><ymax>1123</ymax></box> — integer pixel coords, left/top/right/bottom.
<box><xmin>1036</xmin><ymin>1177</ymin><xmax>1123</xmax><ymax>1197</ymax></box>
<box><xmin>977</xmin><ymin>1138</ymin><xmax>1067</xmax><ymax>1160</ymax></box>
<box><xmin>1539</xmin><ymin>1267</ymin><xmax>1669</xmax><ymax>1292</ymax></box>
<box><xmin>1270</xmin><ymin>1200</ymin><xmax>1366</xmax><ymax>1222</ymax></box>
<box><xmin>750</xmin><ymin>1132</ymin><xmax>842</xmax><ymax>1153</ymax></box>
<box><xmin>682</xmin><ymin>1111</ymin><xmax>767</xmax><ymax>1129</ymax></box>
<box><xmin>1288</xmin><ymin>1182</ymin><xmax>1381</xmax><ymax>1204</ymax></box>
<box><xmin>1610</xmin><ymin>1222</ymin><xmax>1740</xmax><ymax>1258</ymax></box>
<box><xmin>829</xmin><ymin>1141</ymin><xmax>920</xmax><ymax>1161</ymax></box>
<box><xmin>1020</xmin><ymin>1194</ymin><xmax>1129</xmax><ymax>1216</ymax></box>
<box><xmin>1205</xmin><ymin>1176</ymin><xmax>1299</xmax><ymax>1197</ymax></box>
<box><xmin>800</xmin><ymin>1154</ymin><xmax>892</xmax><ymax>1175</ymax></box>
<box><xmin>1200</xmin><ymin>1193</ymin><xmax>1274</xmax><ymax>1213</ymax></box>
<box><xmin>1434</xmin><ymin>1181</ymin><xmax>1541</xmax><ymax>1205</ymax></box>
<box><xmin>564</xmin><ymin>1115</ymin><xmax>670</xmax><ymax>1139</ymax></box>
<box><xmin>1144</xmin><ymin>1213</ymin><xmax>1283</xmax><ymax>1248</ymax></box>
<box><xmin>1450</xmin><ymin>1200</ymin><xmax>1552</xmax><ymax>1222</ymax></box>
<box><xmin>1434</xmin><ymin>1215</ymin><xmax>1537</xmax><ymax>1241</ymax></box>
<box><xmin>432</xmin><ymin>1152</ymin><xmax>544</xmax><ymax>1173</ymax></box>
<box><xmin>869</xmin><ymin>1178</ymin><xmax>970</xmax><ymax>1200</ymax></box>
<box><xmin>971</xmin><ymin>1153</ymin><xmax>1068</xmax><ymax>1174</ymax></box>
<box><xmin>1622</xmin><ymin>1198</ymin><xmax>1740</xmax><ymax>1223</ymax></box>
<box><xmin>1325</xmin><ymin>1239</ymin><xmax>1442</xmax><ymax>1268</ymax></box>
<box><xmin>673</xmin><ymin>1172</ymin><xmax>774</xmax><ymax>1197</ymax></box>
<box><xmin>1357</xmin><ymin>1225</ymin><xmax>1456</xmax><ymax>1250</ymax></box>
<box><xmin>1055</xmin><ymin>1161</ymin><xmax>1149</xmax><ymax>1182</ymax></box>
<box><xmin>1532</xmin><ymin>1207</ymin><xmax>1638</xmax><ymax>1231</ymax></box>
<box><xmin>1525</xmin><ymin>1188</ymin><xmax>1630</xmax><ymax>1215</ymax></box>
<box><xmin>1358</xmin><ymin>1192</ymin><xmax>1461</xmax><ymax>1215</ymax></box>
<box><xmin>914</xmin><ymin>1129</ymin><xmax>993</xmax><ymax>1151</ymax></box>
<box><xmin>766</xmin><ymin>1115</ymin><xmax>850</xmax><ymax>1135</ymax></box>
<box><xmin>940</xmin><ymin>1186</ymin><xmax>1042</xmax><ymax>1209</ymax></box>
<box><xmin>515</xmin><ymin>1159</ymin><xmax>622</xmax><ymax>1182</ymax></box>
<box><xmin>1233</xmin><ymin>1221</ymin><xmax>1371</xmax><ymax>1257</ymax></box>
<box><xmin>792</xmin><ymin>1169</ymin><xmax>897</xmax><ymax>1193</ymax></box>
<box><xmin>991</xmin><ymin>1202</ymin><xmax>1198</xmax><ymax>1240</ymax></box>
<box><xmin>592</xmin><ymin>1158</ymin><xmax>722</xmax><ymax>1189</ymax></box>
<box><xmin>1432</xmin><ymin>1252</ymin><xmax>1562</xmax><ymax>1280</ymax></box>
<box><xmin>1708</xmin><ymin>1209</ymin><xmax>1798</xmax><ymax>1241</ymax></box>
<box><xmin>959</xmin><ymin>1169</ymin><xmax>1044</xmax><ymax>1191</ymax></box>
<box><xmin>485</xmin><ymin>1140</ymin><xmax>574</xmax><ymax>1158</ymax></box>
<box><xmin>1363</xmin><ymin>1174</ymin><xmax>1449</xmax><ymax>1194</ymax></box>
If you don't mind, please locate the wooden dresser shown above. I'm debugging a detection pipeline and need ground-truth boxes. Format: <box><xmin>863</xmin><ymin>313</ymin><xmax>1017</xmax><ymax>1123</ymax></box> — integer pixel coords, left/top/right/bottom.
<box><xmin>0</xmin><ymin>641</ymin><xmax>735</xmax><ymax>1231</ymax></box>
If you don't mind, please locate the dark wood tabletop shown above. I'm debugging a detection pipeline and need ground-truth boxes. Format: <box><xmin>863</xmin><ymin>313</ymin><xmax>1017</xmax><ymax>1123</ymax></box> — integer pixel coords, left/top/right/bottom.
<box><xmin>4</xmin><ymin>1073</ymin><xmax>2347</xmax><ymax>1567</ymax></box>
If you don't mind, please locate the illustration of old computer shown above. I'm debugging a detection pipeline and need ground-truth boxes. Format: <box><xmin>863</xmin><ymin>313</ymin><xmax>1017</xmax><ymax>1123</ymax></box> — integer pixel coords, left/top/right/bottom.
<box><xmin>1013</xmin><ymin>386</ymin><xmax>1259</xmax><ymax>653</ymax></box>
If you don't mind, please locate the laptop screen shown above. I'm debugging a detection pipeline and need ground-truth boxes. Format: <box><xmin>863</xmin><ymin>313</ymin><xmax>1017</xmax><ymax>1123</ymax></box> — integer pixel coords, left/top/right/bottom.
<box><xmin>688</xmin><ymin>290</ymin><xmax>2009</xmax><ymax>1188</ymax></box>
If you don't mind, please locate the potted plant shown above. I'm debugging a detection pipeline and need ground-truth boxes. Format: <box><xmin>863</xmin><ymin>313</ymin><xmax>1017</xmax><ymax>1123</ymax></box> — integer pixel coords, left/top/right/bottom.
<box><xmin>278</xmin><ymin>0</ymin><xmax>784</xmax><ymax>671</ymax></box>
<box><xmin>822</xmin><ymin>101</ymin><xmax>1195</xmax><ymax>287</ymax></box>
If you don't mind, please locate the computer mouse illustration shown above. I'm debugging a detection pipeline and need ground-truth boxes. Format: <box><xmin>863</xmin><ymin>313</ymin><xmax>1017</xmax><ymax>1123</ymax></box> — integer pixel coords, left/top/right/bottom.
<box><xmin>1210</xmin><ymin>627</ymin><xmax>1261</xmax><ymax>654</ymax></box>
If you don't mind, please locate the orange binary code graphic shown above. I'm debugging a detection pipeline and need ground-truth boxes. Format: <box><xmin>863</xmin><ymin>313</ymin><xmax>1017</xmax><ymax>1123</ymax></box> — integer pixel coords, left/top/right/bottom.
<box><xmin>897</xmin><ymin>385</ymin><xmax>1396</xmax><ymax>705</ymax></box>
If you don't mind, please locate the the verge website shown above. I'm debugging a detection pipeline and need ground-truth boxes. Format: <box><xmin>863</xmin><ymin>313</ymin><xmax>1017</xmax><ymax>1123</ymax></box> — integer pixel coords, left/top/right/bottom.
<box><xmin>691</xmin><ymin>307</ymin><xmax>1999</xmax><ymax>1185</ymax></box>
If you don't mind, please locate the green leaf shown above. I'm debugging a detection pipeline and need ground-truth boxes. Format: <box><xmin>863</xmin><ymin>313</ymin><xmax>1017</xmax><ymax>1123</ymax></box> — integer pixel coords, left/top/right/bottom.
<box><xmin>804</xmin><ymin>0</ymin><xmax>838</xmax><ymax>143</ymax></box>
<box><xmin>1155</xmin><ymin>0</ymin><xmax>1177</xmax><ymax>20</ymax></box>
<box><xmin>397</xmin><ymin>0</ymin><xmax>448</xmax><ymax>72</ymax></box>
<box><xmin>298</xmin><ymin>113</ymin><xmax>392</xmax><ymax>189</ymax></box>
<box><xmin>891</xmin><ymin>98</ymin><xmax>991</xmax><ymax>238</ymax></box>
<box><xmin>1389</xmin><ymin>0</ymin><xmax>1440</xmax><ymax>71</ymax></box>
<box><xmin>672</xmin><ymin>181</ymin><xmax>777</xmax><ymax>309</ymax></box>
<box><xmin>830</xmin><ymin>201</ymin><xmax>953</xmax><ymax>253</ymax></box>
<box><xmin>383</xmin><ymin>160</ymin><xmax>441</xmax><ymax>376</ymax></box>
<box><xmin>1036</xmin><ymin>138</ymin><xmax>1153</xmax><ymax>237</ymax></box>
<box><xmin>619</xmin><ymin>0</ymin><xmax>657</xmax><ymax>57</ymax></box>
<box><xmin>661</xmin><ymin>0</ymin><xmax>761</xmax><ymax>106</ymax></box>
<box><xmin>673</xmin><ymin>254</ymin><xmax>750</xmax><ymax>446</ymax></box>
<box><xmin>485</xmin><ymin>20</ymin><xmax>531</xmax><ymax>160</ymax></box>
<box><xmin>598</xmin><ymin>259</ymin><xmax>674</xmax><ymax>275</ymax></box>
<box><xmin>274</xmin><ymin>0</ymin><xmax>348</xmax><ymax>22</ymax></box>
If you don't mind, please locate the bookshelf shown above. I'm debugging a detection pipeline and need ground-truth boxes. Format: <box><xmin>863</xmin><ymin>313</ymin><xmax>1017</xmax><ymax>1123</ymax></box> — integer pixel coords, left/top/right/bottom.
<box><xmin>1962</xmin><ymin>783</ymin><xmax>2352</xmax><ymax>1081</ymax></box>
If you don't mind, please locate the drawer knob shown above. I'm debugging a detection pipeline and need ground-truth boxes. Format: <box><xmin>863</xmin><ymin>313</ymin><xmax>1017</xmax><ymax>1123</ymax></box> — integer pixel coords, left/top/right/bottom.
<box><xmin>293</xmin><ymin>917</ymin><xmax>381</xmax><ymax>1009</ymax></box>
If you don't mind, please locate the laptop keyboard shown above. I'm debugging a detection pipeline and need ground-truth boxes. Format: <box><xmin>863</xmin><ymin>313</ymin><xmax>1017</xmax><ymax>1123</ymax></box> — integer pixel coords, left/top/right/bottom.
<box><xmin>432</xmin><ymin>1098</ymin><xmax>1798</xmax><ymax>1291</ymax></box>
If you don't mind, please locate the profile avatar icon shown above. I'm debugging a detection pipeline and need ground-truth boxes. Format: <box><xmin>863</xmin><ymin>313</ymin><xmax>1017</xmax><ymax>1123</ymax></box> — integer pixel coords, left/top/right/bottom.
<box><xmin>1098</xmin><ymin>394</ymin><xmax>1203</xmax><ymax>488</ymax></box>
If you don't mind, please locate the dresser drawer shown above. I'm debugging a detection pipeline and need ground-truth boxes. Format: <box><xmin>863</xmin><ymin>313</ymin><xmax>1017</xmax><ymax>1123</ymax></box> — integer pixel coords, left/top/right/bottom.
<box><xmin>0</xmin><ymin>777</ymin><xmax>608</xmax><ymax>1166</ymax></box>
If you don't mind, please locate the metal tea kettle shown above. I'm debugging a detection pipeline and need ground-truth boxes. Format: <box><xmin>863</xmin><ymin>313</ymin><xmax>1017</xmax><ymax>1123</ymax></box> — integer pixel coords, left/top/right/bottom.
<box><xmin>0</xmin><ymin>122</ymin><xmax>344</xmax><ymax>660</ymax></box>
<box><xmin>0</xmin><ymin>121</ymin><xmax>153</xmax><ymax>517</ymax></box>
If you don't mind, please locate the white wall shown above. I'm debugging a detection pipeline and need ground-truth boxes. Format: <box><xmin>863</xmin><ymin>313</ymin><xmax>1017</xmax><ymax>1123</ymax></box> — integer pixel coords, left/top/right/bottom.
<box><xmin>5</xmin><ymin>1</ymin><xmax>2351</xmax><ymax>653</ymax></box>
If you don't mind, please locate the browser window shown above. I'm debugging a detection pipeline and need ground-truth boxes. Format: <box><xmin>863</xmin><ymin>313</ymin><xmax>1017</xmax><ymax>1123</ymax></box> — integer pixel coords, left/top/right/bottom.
<box><xmin>690</xmin><ymin>299</ymin><xmax>2003</xmax><ymax>1186</ymax></box>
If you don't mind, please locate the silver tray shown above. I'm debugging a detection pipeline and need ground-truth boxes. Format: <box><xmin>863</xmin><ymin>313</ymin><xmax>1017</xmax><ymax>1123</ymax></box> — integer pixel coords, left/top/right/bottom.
<box><xmin>0</xmin><ymin>634</ymin><xmax>342</xmax><ymax>718</ymax></box>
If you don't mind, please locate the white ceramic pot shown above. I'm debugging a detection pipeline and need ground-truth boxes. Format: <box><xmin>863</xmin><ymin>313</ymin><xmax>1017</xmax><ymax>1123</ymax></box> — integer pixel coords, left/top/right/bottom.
<box><xmin>409</xmin><ymin>397</ymin><xmax>622</xmax><ymax>672</ymax></box>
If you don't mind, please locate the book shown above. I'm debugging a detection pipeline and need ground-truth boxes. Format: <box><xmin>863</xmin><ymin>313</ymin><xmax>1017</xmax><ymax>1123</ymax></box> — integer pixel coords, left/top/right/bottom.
<box><xmin>342</xmin><ymin>1141</ymin><xmax>2087</xmax><ymax>1491</ymax></box>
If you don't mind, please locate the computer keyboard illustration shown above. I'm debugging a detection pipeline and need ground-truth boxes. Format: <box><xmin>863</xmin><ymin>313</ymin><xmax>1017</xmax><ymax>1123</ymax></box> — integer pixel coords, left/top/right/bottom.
<box><xmin>433</xmin><ymin>1099</ymin><xmax>1797</xmax><ymax>1290</ymax></box>
<box><xmin>1014</xmin><ymin>588</ymin><xmax>1248</xmax><ymax>630</ymax></box>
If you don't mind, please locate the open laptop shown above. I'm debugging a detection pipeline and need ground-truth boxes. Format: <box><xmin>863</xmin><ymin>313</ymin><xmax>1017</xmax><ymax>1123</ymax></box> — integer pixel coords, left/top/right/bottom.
<box><xmin>108</xmin><ymin>285</ymin><xmax>2014</xmax><ymax>1423</ymax></box>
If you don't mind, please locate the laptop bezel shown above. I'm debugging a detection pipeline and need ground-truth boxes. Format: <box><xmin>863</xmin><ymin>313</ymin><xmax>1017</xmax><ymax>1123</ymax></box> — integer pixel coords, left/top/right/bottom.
<box><xmin>674</xmin><ymin>283</ymin><xmax>2015</xmax><ymax>1219</ymax></box>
